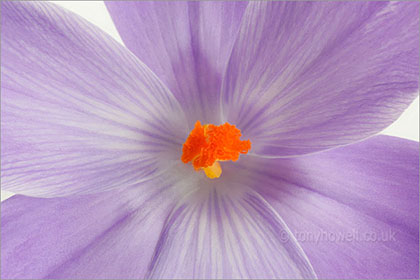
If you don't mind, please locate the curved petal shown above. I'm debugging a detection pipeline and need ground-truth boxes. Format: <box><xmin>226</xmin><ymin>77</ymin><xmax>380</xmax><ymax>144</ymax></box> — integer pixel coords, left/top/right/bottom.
<box><xmin>147</xmin><ymin>184</ymin><xmax>316</xmax><ymax>279</ymax></box>
<box><xmin>1</xmin><ymin>177</ymin><xmax>178</xmax><ymax>279</ymax></box>
<box><xmin>222</xmin><ymin>1</ymin><xmax>419</xmax><ymax>157</ymax></box>
<box><xmin>1</xmin><ymin>1</ymin><xmax>188</xmax><ymax>197</ymax></box>
<box><xmin>245</xmin><ymin>135</ymin><xmax>419</xmax><ymax>279</ymax></box>
<box><xmin>106</xmin><ymin>1</ymin><xmax>248</xmax><ymax>126</ymax></box>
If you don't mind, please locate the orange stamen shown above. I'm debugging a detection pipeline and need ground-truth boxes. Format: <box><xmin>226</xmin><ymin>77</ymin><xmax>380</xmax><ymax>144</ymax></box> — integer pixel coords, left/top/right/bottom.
<box><xmin>181</xmin><ymin>121</ymin><xmax>251</xmax><ymax>178</ymax></box>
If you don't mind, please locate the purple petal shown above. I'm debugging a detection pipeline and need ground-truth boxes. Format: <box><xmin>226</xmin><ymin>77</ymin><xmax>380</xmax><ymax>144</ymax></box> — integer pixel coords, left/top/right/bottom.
<box><xmin>1</xmin><ymin>1</ymin><xmax>188</xmax><ymax>197</ymax></box>
<box><xmin>147</xmin><ymin>186</ymin><xmax>316</xmax><ymax>279</ymax></box>
<box><xmin>106</xmin><ymin>1</ymin><xmax>248</xmax><ymax>126</ymax></box>
<box><xmin>222</xmin><ymin>2</ymin><xmax>419</xmax><ymax>157</ymax></box>
<box><xmin>246</xmin><ymin>135</ymin><xmax>419</xmax><ymax>279</ymax></box>
<box><xmin>1</xmin><ymin>179</ymin><xmax>177</xmax><ymax>279</ymax></box>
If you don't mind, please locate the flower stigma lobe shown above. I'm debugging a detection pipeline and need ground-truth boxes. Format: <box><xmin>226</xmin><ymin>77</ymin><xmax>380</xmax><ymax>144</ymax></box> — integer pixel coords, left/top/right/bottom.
<box><xmin>181</xmin><ymin>121</ymin><xmax>251</xmax><ymax>179</ymax></box>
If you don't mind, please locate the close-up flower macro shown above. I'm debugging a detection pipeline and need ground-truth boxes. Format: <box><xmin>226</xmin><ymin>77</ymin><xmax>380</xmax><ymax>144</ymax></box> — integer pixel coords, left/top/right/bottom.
<box><xmin>1</xmin><ymin>1</ymin><xmax>419</xmax><ymax>279</ymax></box>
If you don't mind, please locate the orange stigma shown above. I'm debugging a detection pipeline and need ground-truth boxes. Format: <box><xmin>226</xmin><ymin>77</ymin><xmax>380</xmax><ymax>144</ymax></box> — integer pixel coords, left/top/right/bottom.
<box><xmin>181</xmin><ymin>121</ymin><xmax>251</xmax><ymax>179</ymax></box>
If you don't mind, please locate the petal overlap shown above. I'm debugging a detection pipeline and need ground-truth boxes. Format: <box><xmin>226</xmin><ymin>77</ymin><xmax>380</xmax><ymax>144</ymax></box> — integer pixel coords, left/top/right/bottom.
<box><xmin>222</xmin><ymin>1</ymin><xmax>419</xmax><ymax>157</ymax></box>
<box><xmin>1</xmin><ymin>1</ymin><xmax>188</xmax><ymax>197</ymax></box>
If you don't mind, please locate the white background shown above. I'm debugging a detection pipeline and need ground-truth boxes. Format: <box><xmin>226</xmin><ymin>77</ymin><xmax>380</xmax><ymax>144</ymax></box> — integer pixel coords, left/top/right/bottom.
<box><xmin>1</xmin><ymin>1</ymin><xmax>419</xmax><ymax>201</ymax></box>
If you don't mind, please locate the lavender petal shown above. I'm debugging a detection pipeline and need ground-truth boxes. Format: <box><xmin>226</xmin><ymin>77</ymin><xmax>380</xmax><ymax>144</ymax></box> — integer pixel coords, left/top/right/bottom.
<box><xmin>1</xmin><ymin>1</ymin><xmax>187</xmax><ymax>197</ymax></box>
<box><xmin>248</xmin><ymin>135</ymin><xmax>419</xmax><ymax>279</ymax></box>
<box><xmin>222</xmin><ymin>2</ymin><xmax>419</xmax><ymax>157</ymax></box>
<box><xmin>147</xmin><ymin>186</ymin><xmax>316</xmax><ymax>279</ymax></box>
<box><xmin>1</xmin><ymin>179</ymin><xmax>177</xmax><ymax>279</ymax></box>
<box><xmin>106</xmin><ymin>1</ymin><xmax>248</xmax><ymax>126</ymax></box>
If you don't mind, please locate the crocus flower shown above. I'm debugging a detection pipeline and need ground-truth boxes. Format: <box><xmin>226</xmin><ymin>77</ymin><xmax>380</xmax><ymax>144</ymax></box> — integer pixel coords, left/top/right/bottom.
<box><xmin>1</xmin><ymin>1</ymin><xmax>419</xmax><ymax>279</ymax></box>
